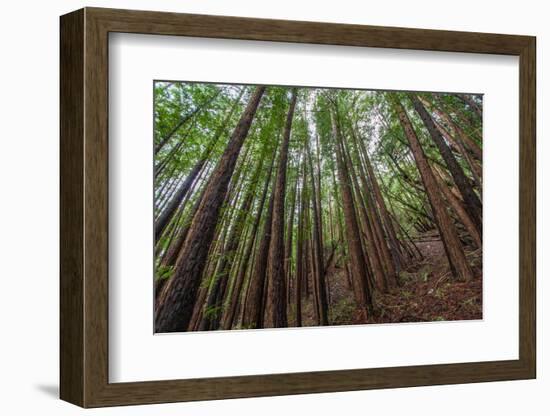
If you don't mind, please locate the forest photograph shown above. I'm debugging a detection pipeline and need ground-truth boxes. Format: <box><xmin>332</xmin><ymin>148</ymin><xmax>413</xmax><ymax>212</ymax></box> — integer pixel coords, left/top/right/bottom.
<box><xmin>153</xmin><ymin>82</ymin><xmax>483</xmax><ymax>333</ymax></box>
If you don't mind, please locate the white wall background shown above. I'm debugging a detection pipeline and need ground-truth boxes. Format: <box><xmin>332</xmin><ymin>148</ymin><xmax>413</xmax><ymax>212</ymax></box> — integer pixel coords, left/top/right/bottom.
<box><xmin>0</xmin><ymin>0</ymin><xmax>545</xmax><ymax>414</ymax></box>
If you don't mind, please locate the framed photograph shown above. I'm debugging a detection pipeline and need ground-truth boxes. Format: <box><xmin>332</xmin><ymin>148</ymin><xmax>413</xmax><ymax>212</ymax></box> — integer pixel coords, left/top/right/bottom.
<box><xmin>60</xmin><ymin>7</ymin><xmax>536</xmax><ymax>407</ymax></box>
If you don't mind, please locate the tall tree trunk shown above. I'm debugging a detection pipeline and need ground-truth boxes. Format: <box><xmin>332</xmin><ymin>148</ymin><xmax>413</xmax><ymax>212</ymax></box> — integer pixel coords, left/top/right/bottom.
<box><xmin>295</xmin><ymin>164</ymin><xmax>307</xmax><ymax>327</ymax></box>
<box><xmin>410</xmin><ymin>94</ymin><xmax>482</xmax><ymax>236</ymax></box>
<box><xmin>433</xmin><ymin>117</ymin><xmax>482</xmax><ymax>196</ymax></box>
<box><xmin>354</xmin><ymin>127</ymin><xmax>404</xmax><ymax>272</ymax></box>
<box><xmin>187</xmin><ymin>286</ymin><xmax>208</xmax><ymax>331</ymax></box>
<box><xmin>432</xmin><ymin>166</ymin><xmax>482</xmax><ymax>249</ymax></box>
<box><xmin>307</xmin><ymin>214</ymin><xmax>321</xmax><ymax>324</ymax></box>
<box><xmin>266</xmin><ymin>89</ymin><xmax>298</xmax><ymax>328</ymax></box>
<box><xmin>154</xmin><ymin>174</ymin><xmax>209</xmax><ymax>306</ymax></box>
<box><xmin>155</xmin><ymin>165</ymin><xmax>180</xmax><ymax>211</ymax></box>
<box><xmin>154</xmin><ymin>86</ymin><xmax>266</xmax><ymax>332</ymax></box>
<box><xmin>314</xmin><ymin>133</ymin><xmax>324</xmax><ymax>253</ymax></box>
<box><xmin>284</xmin><ymin>169</ymin><xmax>299</xmax><ymax>305</ymax></box>
<box><xmin>303</xmin><ymin>231</ymin><xmax>310</xmax><ymax>298</ymax></box>
<box><xmin>185</xmin><ymin>140</ymin><xmax>253</xmax><ymax>328</ymax></box>
<box><xmin>191</xmin><ymin>174</ymin><xmax>245</xmax><ymax>329</ymax></box>
<box><xmin>331</xmin><ymin>105</ymin><xmax>373</xmax><ymax>318</ymax></box>
<box><xmin>353</xmin><ymin>148</ymin><xmax>397</xmax><ymax>286</ymax></box>
<box><xmin>429</xmin><ymin>98</ymin><xmax>482</xmax><ymax>162</ymax></box>
<box><xmin>342</xmin><ymin>136</ymin><xmax>388</xmax><ymax>292</ymax></box>
<box><xmin>241</xmin><ymin>186</ymin><xmax>275</xmax><ymax>329</ymax></box>
<box><xmin>221</xmin><ymin>152</ymin><xmax>277</xmax><ymax>329</ymax></box>
<box><xmin>307</xmin><ymin>138</ymin><xmax>329</xmax><ymax>324</ymax></box>
<box><xmin>200</xmin><ymin>150</ymin><xmax>267</xmax><ymax>330</ymax></box>
<box><xmin>391</xmin><ymin>95</ymin><xmax>473</xmax><ymax>282</ymax></box>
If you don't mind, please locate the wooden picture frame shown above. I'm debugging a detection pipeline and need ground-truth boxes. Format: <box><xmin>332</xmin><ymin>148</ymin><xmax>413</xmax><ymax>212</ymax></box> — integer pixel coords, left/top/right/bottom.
<box><xmin>60</xmin><ymin>7</ymin><xmax>536</xmax><ymax>408</ymax></box>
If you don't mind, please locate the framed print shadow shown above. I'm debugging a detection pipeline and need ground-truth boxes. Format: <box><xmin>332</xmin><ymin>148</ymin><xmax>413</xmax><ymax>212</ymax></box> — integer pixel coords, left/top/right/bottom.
<box><xmin>60</xmin><ymin>7</ymin><xmax>536</xmax><ymax>408</ymax></box>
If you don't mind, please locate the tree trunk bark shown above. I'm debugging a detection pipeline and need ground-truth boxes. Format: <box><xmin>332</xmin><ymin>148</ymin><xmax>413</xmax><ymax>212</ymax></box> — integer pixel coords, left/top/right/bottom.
<box><xmin>154</xmin><ymin>86</ymin><xmax>266</xmax><ymax>332</ymax></box>
<box><xmin>410</xmin><ymin>94</ymin><xmax>482</xmax><ymax>236</ymax></box>
<box><xmin>154</xmin><ymin>175</ymin><xmax>209</xmax><ymax>306</ymax></box>
<box><xmin>284</xmin><ymin>169</ymin><xmax>299</xmax><ymax>305</ymax></box>
<box><xmin>331</xmin><ymin>105</ymin><xmax>373</xmax><ymax>318</ymax></box>
<box><xmin>221</xmin><ymin>151</ymin><xmax>277</xmax><ymax>329</ymax></box>
<box><xmin>241</xmin><ymin>186</ymin><xmax>275</xmax><ymax>329</ymax></box>
<box><xmin>199</xmin><ymin>176</ymin><xmax>259</xmax><ymax>330</ymax></box>
<box><xmin>266</xmin><ymin>89</ymin><xmax>298</xmax><ymax>328</ymax></box>
<box><xmin>342</xmin><ymin>136</ymin><xmax>388</xmax><ymax>292</ymax></box>
<box><xmin>433</xmin><ymin>117</ymin><xmax>482</xmax><ymax>196</ymax></box>
<box><xmin>391</xmin><ymin>95</ymin><xmax>473</xmax><ymax>282</ymax></box>
<box><xmin>295</xmin><ymin>163</ymin><xmax>307</xmax><ymax>327</ymax></box>
<box><xmin>429</xmin><ymin>98</ymin><xmax>482</xmax><ymax>162</ymax></box>
<box><xmin>432</xmin><ymin>166</ymin><xmax>482</xmax><ymax>249</ymax></box>
<box><xmin>306</xmin><ymin>138</ymin><xmax>329</xmax><ymax>324</ymax></box>
<box><xmin>355</xmin><ymin>128</ymin><xmax>404</xmax><ymax>272</ymax></box>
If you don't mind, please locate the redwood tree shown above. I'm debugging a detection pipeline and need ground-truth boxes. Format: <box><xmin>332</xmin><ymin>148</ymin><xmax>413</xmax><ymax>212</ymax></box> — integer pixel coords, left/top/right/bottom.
<box><xmin>266</xmin><ymin>88</ymin><xmax>298</xmax><ymax>328</ymax></box>
<box><xmin>155</xmin><ymin>86</ymin><xmax>267</xmax><ymax>332</ymax></box>
<box><xmin>391</xmin><ymin>94</ymin><xmax>473</xmax><ymax>282</ymax></box>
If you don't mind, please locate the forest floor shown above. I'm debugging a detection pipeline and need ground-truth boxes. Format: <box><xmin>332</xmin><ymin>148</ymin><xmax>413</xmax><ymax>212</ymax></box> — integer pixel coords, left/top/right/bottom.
<box><xmin>293</xmin><ymin>230</ymin><xmax>482</xmax><ymax>328</ymax></box>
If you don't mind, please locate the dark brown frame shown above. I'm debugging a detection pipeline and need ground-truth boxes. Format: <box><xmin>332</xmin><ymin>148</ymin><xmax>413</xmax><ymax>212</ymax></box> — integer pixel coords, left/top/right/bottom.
<box><xmin>60</xmin><ymin>7</ymin><xmax>536</xmax><ymax>408</ymax></box>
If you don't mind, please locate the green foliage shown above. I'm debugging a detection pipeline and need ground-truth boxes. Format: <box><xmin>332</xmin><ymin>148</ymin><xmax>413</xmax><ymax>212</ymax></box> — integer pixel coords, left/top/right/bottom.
<box><xmin>203</xmin><ymin>305</ymin><xmax>223</xmax><ymax>319</ymax></box>
<box><xmin>330</xmin><ymin>298</ymin><xmax>357</xmax><ymax>325</ymax></box>
<box><xmin>155</xmin><ymin>265</ymin><xmax>174</xmax><ymax>281</ymax></box>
